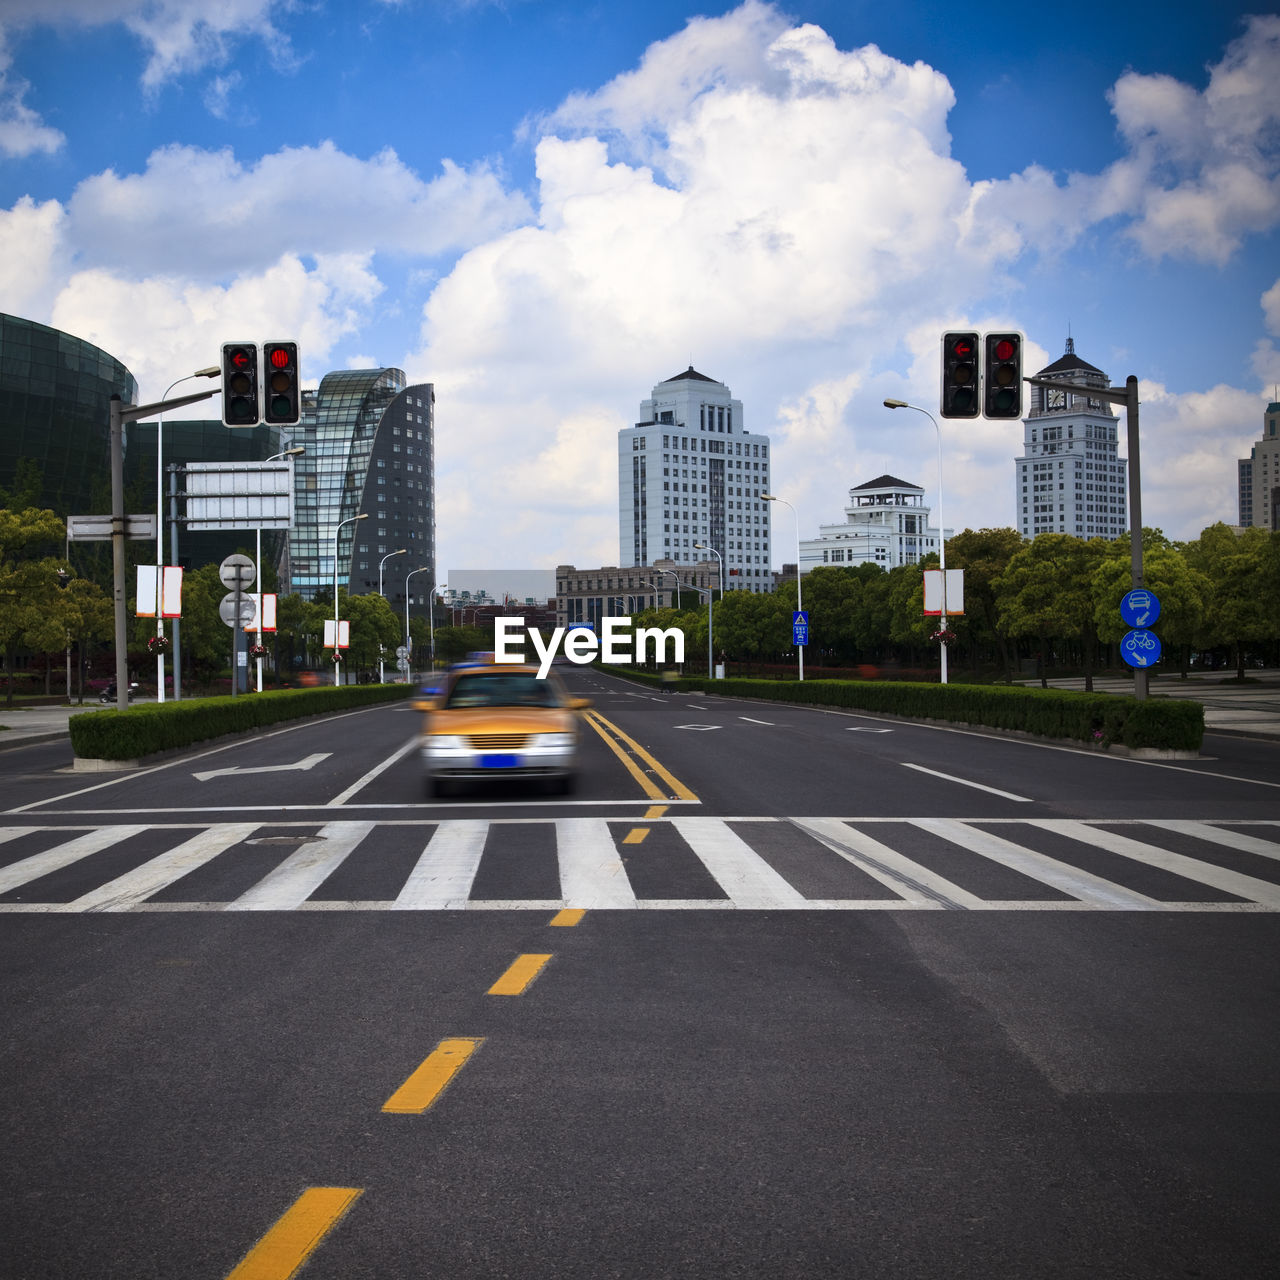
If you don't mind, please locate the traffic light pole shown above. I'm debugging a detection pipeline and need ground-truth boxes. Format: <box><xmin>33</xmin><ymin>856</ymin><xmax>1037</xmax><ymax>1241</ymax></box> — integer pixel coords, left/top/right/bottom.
<box><xmin>109</xmin><ymin>387</ymin><xmax>219</xmax><ymax>712</ymax></box>
<box><xmin>1026</xmin><ymin>374</ymin><xmax>1146</xmax><ymax>701</ymax></box>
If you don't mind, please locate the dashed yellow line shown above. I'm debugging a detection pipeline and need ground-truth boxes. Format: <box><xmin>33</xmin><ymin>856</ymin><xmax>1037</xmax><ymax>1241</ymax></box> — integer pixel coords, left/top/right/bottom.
<box><xmin>550</xmin><ymin>908</ymin><xmax>585</xmax><ymax>926</ymax></box>
<box><xmin>488</xmin><ymin>952</ymin><xmax>552</xmax><ymax>995</ymax></box>
<box><xmin>622</xmin><ymin>827</ymin><xmax>649</xmax><ymax>844</ymax></box>
<box><xmin>381</xmin><ymin>1037</ymin><xmax>484</xmax><ymax>1114</ymax></box>
<box><xmin>582</xmin><ymin>710</ymin><xmax>698</xmax><ymax>802</ymax></box>
<box><xmin>225</xmin><ymin>1186</ymin><xmax>362</xmax><ymax>1280</ymax></box>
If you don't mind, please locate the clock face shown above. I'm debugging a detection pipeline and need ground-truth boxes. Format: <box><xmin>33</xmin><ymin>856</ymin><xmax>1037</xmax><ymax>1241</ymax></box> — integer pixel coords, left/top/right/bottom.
<box><xmin>1046</xmin><ymin>389</ymin><xmax>1066</xmax><ymax>409</ymax></box>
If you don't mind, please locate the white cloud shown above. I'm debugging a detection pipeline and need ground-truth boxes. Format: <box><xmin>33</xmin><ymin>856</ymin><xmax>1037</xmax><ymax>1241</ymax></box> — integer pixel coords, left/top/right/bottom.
<box><xmin>0</xmin><ymin>196</ymin><xmax>67</xmax><ymax>314</ymax></box>
<box><xmin>0</xmin><ymin>36</ymin><xmax>64</xmax><ymax>157</ymax></box>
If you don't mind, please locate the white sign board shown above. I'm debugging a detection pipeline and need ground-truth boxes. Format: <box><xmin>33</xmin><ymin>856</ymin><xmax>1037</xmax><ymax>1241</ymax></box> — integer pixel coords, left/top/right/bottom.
<box><xmin>135</xmin><ymin>565</ymin><xmax>184</xmax><ymax>617</ymax></box>
<box><xmin>323</xmin><ymin>618</ymin><xmax>350</xmax><ymax>648</ymax></box>
<box><xmin>923</xmin><ymin>568</ymin><xmax>965</xmax><ymax>616</ymax></box>
<box><xmin>68</xmin><ymin>514</ymin><xmax>156</xmax><ymax>542</ymax></box>
<box><xmin>185</xmin><ymin>460</ymin><xmax>296</xmax><ymax>531</ymax></box>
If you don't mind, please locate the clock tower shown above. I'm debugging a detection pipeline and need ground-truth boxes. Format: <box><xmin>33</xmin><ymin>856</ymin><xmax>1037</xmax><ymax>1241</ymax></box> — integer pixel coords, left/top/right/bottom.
<box><xmin>1014</xmin><ymin>337</ymin><xmax>1128</xmax><ymax>541</ymax></box>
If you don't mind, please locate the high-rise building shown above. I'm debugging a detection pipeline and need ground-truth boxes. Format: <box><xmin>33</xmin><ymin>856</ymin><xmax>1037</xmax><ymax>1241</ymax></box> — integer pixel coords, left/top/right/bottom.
<box><xmin>1015</xmin><ymin>338</ymin><xmax>1127</xmax><ymax>540</ymax></box>
<box><xmin>618</xmin><ymin>367</ymin><xmax>772</xmax><ymax>591</ymax></box>
<box><xmin>1237</xmin><ymin>401</ymin><xmax>1280</xmax><ymax>530</ymax></box>
<box><xmin>289</xmin><ymin>368</ymin><xmax>435</xmax><ymax>620</ymax></box>
<box><xmin>799</xmin><ymin>475</ymin><xmax>945</xmax><ymax>571</ymax></box>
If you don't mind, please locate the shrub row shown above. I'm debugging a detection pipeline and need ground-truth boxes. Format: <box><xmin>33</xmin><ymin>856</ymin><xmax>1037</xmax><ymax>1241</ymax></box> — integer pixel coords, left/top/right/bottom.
<box><xmin>70</xmin><ymin>683</ymin><xmax>414</xmax><ymax>761</ymax></box>
<box><xmin>605</xmin><ymin>668</ymin><xmax>1204</xmax><ymax>752</ymax></box>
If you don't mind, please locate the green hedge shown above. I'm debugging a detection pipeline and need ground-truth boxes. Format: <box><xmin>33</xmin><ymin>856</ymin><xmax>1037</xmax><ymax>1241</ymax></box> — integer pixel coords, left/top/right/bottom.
<box><xmin>70</xmin><ymin>683</ymin><xmax>414</xmax><ymax>761</ymax></box>
<box><xmin>603</xmin><ymin>668</ymin><xmax>1203</xmax><ymax>752</ymax></box>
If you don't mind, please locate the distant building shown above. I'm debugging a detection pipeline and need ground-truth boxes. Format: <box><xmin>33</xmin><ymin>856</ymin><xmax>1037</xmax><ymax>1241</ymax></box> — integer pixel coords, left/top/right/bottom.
<box><xmin>799</xmin><ymin>475</ymin><xmax>944</xmax><ymax>571</ymax></box>
<box><xmin>1237</xmin><ymin>401</ymin><xmax>1280</xmax><ymax>530</ymax></box>
<box><xmin>445</xmin><ymin>570</ymin><xmax>556</xmax><ymax>607</ymax></box>
<box><xmin>1015</xmin><ymin>338</ymin><xmax>1127</xmax><ymax>540</ymax></box>
<box><xmin>0</xmin><ymin>313</ymin><xmax>137</xmax><ymax>514</ymax></box>
<box><xmin>617</xmin><ymin>367</ymin><xmax>772</xmax><ymax>591</ymax></box>
<box><xmin>556</xmin><ymin>559</ymin><xmax>721</xmax><ymax>630</ymax></box>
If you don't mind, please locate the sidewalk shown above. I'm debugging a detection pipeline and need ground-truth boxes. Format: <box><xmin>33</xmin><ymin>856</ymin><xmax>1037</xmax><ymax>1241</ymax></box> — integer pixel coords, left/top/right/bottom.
<box><xmin>0</xmin><ymin>702</ymin><xmax>108</xmax><ymax>750</ymax></box>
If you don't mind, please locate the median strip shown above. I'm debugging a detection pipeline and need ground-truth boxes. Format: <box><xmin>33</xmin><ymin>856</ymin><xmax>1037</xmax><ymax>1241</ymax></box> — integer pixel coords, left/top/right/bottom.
<box><xmin>381</xmin><ymin>1037</ymin><xmax>484</xmax><ymax>1114</ymax></box>
<box><xmin>225</xmin><ymin>1186</ymin><xmax>362</xmax><ymax>1280</ymax></box>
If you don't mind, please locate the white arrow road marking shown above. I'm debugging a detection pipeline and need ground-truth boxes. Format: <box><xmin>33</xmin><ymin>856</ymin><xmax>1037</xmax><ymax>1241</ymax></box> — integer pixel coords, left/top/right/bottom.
<box><xmin>675</xmin><ymin>724</ymin><xmax>721</xmax><ymax>731</ymax></box>
<box><xmin>193</xmin><ymin>752</ymin><xmax>331</xmax><ymax>782</ymax></box>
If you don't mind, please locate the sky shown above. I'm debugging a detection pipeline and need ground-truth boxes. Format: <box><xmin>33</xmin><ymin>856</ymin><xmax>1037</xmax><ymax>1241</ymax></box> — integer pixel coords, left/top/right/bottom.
<box><xmin>2</xmin><ymin>0</ymin><xmax>1278</xmax><ymax>575</ymax></box>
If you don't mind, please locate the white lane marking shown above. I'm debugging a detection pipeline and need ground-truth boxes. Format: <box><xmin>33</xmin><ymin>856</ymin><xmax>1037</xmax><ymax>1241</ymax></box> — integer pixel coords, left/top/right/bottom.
<box><xmin>327</xmin><ymin>737</ymin><xmax>420</xmax><ymax>806</ymax></box>
<box><xmin>1143</xmin><ymin>819</ymin><xmax>1280</xmax><ymax>863</ymax></box>
<box><xmin>393</xmin><ymin>820</ymin><xmax>488</xmax><ymax>909</ymax></box>
<box><xmin>913</xmin><ymin>818</ymin><xmax>1163</xmax><ymax>910</ymax></box>
<box><xmin>675</xmin><ymin>724</ymin><xmax>721</xmax><ymax>732</ymax></box>
<box><xmin>846</xmin><ymin>727</ymin><xmax>892</xmax><ymax>733</ymax></box>
<box><xmin>226</xmin><ymin>821</ymin><xmax>374</xmax><ymax>911</ymax></box>
<box><xmin>902</xmin><ymin>762</ymin><xmax>1032</xmax><ymax>803</ymax></box>
<box><xmin>555</xmin><ymin>818</ymin><xmax>637</xmax><ymax>908</ymax></box>
<box><xmin>61</xmin><ymin>824</ymin><xmax>260</xmax><ymax>912</ymax></box>
<box><xmin>0</xmin><ymin>825</ymin><xmax>148</xmax><ymax>895</ymax></box>
<box><xmin>671</xmin><ymin>817</ymin><xmax>807</xmax><ymax>908</ymax></box>
<box><xmin>739</xmin><ymin>717</ymin><xmax>773</xmax><ymax>725</ymax></box>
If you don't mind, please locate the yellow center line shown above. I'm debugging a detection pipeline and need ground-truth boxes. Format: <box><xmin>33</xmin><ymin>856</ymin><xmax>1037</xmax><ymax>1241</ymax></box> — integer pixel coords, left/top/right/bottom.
<box><xmin>225</xmin><ymin>1186</ymin><xmax>362</xmax><ymax>1280</ymax></box>
<box><xmin>488</xmin><ymin>952</ymin><xmax>552</xmax><ymax>995</ymax></box>
<box><xmin>643</xmin><ymin>805</ymin><xmax>669</xmax><ymax>819</ymax></box>
<box><xmin>550</xmin><ymin>908</ymin><xmax>586</xmax><ymax>926</ymax></box>
<box><xmin>381</xmin><ymin>1037</ymin><xmax>484</xmax><ymax>1114</ymax></box>
<box><xmin>622</xmin><ymin>828</ymin><xmax>649</xmax><ymax>844</ymax></box>
<box><xmin>582</xmin><ymin>710</ymin><xmax>698</xmax><ymax>802</ymax></box>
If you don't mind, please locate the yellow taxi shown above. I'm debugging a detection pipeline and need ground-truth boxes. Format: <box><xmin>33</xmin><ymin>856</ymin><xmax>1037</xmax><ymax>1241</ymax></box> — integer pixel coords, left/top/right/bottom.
<box><xmin>415</xmin><ymin>657</ymin><xmax>591</xmax><ymax>798</ymax></box>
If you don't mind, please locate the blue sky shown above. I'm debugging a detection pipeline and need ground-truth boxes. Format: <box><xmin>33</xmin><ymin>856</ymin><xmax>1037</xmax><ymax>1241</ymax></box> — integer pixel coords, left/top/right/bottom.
<box><xmin>2</xmin><ymin>0</ymin><xmax>1277</xmax><ymax>571</ymax></box>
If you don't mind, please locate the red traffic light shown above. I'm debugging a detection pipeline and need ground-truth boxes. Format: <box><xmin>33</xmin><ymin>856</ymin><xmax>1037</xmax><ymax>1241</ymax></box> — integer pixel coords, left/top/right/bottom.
<box><xmin>950</xmin><ymin>336</ymin><xmax>974</xmax><ymax>359</ymax></box>
<box><xmin>993</xmin><ymin>338</ymin><xmax>1016</xmax><ymax>362</ymax></box>
<box><xmin>228</xmin><ymin>346</ymin><xmax>253</xmax><ymax>369</ymax></box>
<box><xmin>268</xmin><ymin>346</ymin><xmax>291</xmax><ymax>369</ymax></box>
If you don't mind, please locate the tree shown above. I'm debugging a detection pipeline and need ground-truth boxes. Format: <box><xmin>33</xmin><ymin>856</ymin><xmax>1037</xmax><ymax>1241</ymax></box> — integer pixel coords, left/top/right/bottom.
<box><xmin>995</xmin><ymin>534</ymin><xmax>1105</xmax><ymax>688</ymax></box>
<box><xmin>946</xmin><ymin>528</ymin><xmax>1024</xmax><ymax>677</ymax></box>
<box><xmin>343</xmin><ymin>591</ymin><xmax>402</xmax><ymax>681</ymax></box>
<box><xmin>1184</xmin><ymin>523</ymin><xmax>1274</xmax><ymax>677</ymax></box>
<box><xmin>58</xmin><ymin>577</ymin><xmax>113</xmax><ymax>702</ymax></box>
<box><xmin>0</xmin><ymin>508</ymin><xmax>72</xmax><ymax>704</ymax></box>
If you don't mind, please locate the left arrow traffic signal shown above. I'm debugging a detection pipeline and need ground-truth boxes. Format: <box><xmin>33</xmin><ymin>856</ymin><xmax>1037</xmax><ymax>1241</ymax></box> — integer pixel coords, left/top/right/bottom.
<box><xmin>221</xmin><ymin>342</ymin><xmax>259</xmax><ymax>426</ymax></box>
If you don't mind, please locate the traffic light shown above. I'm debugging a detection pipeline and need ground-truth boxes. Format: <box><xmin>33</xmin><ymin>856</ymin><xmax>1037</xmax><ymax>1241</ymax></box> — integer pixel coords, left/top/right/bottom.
<box><xmin>940</xmin><ymin>331</ymin><xmax>980</xmax><ymax>418</ymax></box>
<box><xmin>262</xmin><ymin>341</ymin><xmax>300</xmax><ymax>425</ymax></box>
<box><xmin>221</xmin><ymin>342</ymin><xmax>259</xmax><ymax>426</ymax></box>
<box><xmin>984</xmin><ymin>332</ymin><xmax>1023</xmax><ymax>418</ymax></box>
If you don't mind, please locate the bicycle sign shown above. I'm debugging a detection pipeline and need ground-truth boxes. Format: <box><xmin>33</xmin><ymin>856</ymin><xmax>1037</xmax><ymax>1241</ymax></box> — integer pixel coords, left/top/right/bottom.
<box><xmin>1121</xmin><ymin>628</ymin><xmax>1162</xmax><ymax>668</ymax></box>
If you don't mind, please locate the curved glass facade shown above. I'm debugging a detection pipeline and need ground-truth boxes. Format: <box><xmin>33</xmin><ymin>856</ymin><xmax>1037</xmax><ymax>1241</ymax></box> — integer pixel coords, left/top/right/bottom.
<box><xmin>0</xmin><ymin>313</ymin><xmax>138</xmax><ymax>513</ymax></box>
<box><xmin>291</xmin><ymin>368</ymin><xmax>435</xmax><ymax>613</ymax></box>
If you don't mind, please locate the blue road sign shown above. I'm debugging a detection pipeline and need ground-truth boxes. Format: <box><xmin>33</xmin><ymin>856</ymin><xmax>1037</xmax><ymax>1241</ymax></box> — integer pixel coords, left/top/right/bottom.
<box><xmin>1119</xmin><ymin>589</ymin><xmax>1161</xmax><ymax>629</ymax></box>
<box><xmin>1121</xmin><ymin>628</ymin><xmax>1162</xmax><ymax>668</ymax></box>
<box><xmin>793</xmin><ymin>610</ymin><xmax>809</xmax><ymax>646</ymax></box>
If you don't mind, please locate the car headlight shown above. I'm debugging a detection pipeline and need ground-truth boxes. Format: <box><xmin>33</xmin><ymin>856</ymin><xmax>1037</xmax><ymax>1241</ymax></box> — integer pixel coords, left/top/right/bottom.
<box><xmin>535</xmin><ymin>733</ymin><xmax>576</xmax><ymax>751</ymax></box>
<box><xmin>424</xmin><ymin>735</ymin><xmax>467</xmax><ymax>753</ymax></box>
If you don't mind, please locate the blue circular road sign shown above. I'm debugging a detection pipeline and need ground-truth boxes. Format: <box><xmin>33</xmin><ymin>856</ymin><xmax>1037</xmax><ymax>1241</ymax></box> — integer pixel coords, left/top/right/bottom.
<box><xmin>1119</xmin><ymin>589</ymin><xmax>1161</xmax><ymax>629</ymax></box>
<box><xmin>1121</xmin><ymin>628</ymin><xmax>1162</xmax><ymax>669</ymax></box>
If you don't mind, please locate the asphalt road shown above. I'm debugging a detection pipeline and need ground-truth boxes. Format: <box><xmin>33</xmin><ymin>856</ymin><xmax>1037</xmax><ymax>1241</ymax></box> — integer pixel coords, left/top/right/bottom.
<box><xmin>1</xmin><ymin>668</ymin><xmax>1278</xmax><ymax>1278</ymax></box>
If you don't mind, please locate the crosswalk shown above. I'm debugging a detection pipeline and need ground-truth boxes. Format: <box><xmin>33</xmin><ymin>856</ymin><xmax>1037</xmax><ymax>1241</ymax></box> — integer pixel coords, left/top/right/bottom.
<box><xmin>0</xmin><ymin>817</ymin><xmax>1277</xmax><ymax>913</ymax></box>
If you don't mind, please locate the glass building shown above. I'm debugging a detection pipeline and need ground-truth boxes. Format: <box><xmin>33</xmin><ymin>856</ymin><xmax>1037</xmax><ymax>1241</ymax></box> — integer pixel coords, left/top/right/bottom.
<box><xmin>0</xmin><ymin>313</ymin><xmax>138</xmax><ymax>514</ymax></box>
<box><xmin>290</xmin><ymin>368</ymin><xmax>436</xmax><ymax>619</ymax></box>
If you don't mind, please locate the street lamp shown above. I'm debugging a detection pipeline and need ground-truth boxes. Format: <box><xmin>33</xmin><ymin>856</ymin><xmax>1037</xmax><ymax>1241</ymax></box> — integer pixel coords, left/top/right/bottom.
<box><xmin>428</xmin><ymin>582</ymin><xmax>447</xmax><ymax>669</ymax></box>
<box><xmin>883</xmin><ymin>399</ymin><xmax>949</xmax><ymax>684</ymax></box>
<box><xmin>694</xmin><ymin>543</ymin><xmax>722</xmax><ymax>679</ymax></box>
<box><xmin>333</xmin><ymin>513</ymin><xmax>367</xmax><ymax>682</ymax></box>
<box><xmin>378</xmin><ymin>547</ymin><xmax>408</xmax><ymax>683</ymax></box>
<box><xmin>649</xmin><ymin>567</ymin><xmax>710</xmax><ymax>676</ymax></box>
<box><xmin>405</xmin><ymin>566</ymin><xmax>431</xmax><ymax>680</ymax></box>
<box><xmin>762</xmin><ymin>493</ymin><xmax>804</xmax><ymax>682</ymax></box>
<box><xmin>155</xmin><ymin>364</ymin><xmax>219</xmax><ymax>703</ymax></box>
<box><xmin>254</xmin><ymin>445</ymin><xmax>304</xmax><ymax>693</ymax></box>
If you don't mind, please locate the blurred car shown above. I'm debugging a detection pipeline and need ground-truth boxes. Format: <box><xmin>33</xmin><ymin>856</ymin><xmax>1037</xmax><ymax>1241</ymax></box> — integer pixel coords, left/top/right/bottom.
<box><xmin>415</xmin><ymin>660</ymin><xmax>591</xmax><ymax>797</ymax></box>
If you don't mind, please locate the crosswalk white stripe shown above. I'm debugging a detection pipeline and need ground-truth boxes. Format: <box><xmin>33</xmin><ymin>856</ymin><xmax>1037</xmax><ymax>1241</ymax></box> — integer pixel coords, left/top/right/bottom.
<box><xmin>1035</xmin><ymin>820</ymin><xmax>1280</xmax><ymax>906</ymax></box>
<box><xmin>61</xmin><ymin>824</ymin><xmax>260</xmax><ymax>912</ymax></box>
<box><xmin>1142</xmin><ymin>820</ymin><xmax>1280</xmax><ymax>863</ymax></box>
<box><xmin>556</xmin><ymin>818</ymin><xmax>637</xmax><ymax>908</ymax></box>
<box><xmin>672</xmin><ymin>817</ymin><xmax>808</xmax><ymax>908</ymax></box>
<box><xmin>914</xmin><ymin>818</ymin><xmax>1163</xmax><ymax>910</ymax></box>
<box><xmin>393</xmin><ymin>820</ymin><xmax>488</xmax><ymax>909</ymax></box>
<box><xmin>226</xmin><ymin>821</ymin><xmax>374</xmax><ymax>911</ymax></box>
<box><xmin>793</xmin><ymin>818</ymin><xmax>982</xmax><ymax>909</ymax></box>
<box><xmin>0</xmin><ymin>824</ymin><xmax>148</xmax><ymax>895</ymax></box>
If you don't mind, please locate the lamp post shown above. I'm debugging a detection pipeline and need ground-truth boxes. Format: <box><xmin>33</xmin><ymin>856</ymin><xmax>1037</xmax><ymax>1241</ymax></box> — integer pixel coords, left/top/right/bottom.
<box><xmin>650</xmin><ymin>567</ymin><xmax>710</xmax><ymax>675</ymax></box>
<box><xmin>428</xmin><ymin>582</ymin><xmax>447</xmax><ymax>670</ymax></box>
<box><xmin>762</xmin><ymin>494</ymin><xmax>803</xmax><ymax>682</ymax></box>
<box><xmin>377</xmin><ymin>547</ymin><xmax>408</xmax><ymax>683</ymax></box>
<box><xmin>694</xmin><ymin>543</ymin><xmax>722</xmax><ymax>678</ymax></box>
<box><xmin>883</xmin><ymin>399</ymin><xmax>949</xmax><ymax>684</ymax></box>
<box><xmin>405</xmin><ymin>566</ymin><xmax>431</xmax><ymax>680</ymax></box>
<box><xmin>254</xmin><ymin>445</ymin><xmax>304</xmax><ymax>692</ymax></box>
<box><xmin>154</xmin><ymin>364</ymin><xmax>219</xmax><ymax>703</ymax></box>
<box><xmin>333</xmin><ymin>512</ymin><xmax>367</xmax><ymax>683</ymax></box>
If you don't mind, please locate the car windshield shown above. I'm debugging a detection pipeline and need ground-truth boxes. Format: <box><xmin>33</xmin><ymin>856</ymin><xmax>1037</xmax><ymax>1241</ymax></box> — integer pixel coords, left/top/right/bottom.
<box><xmin>444</xmin><ymin>673</ymin><xmax>560</xmax><ymax>709</ymax></box>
